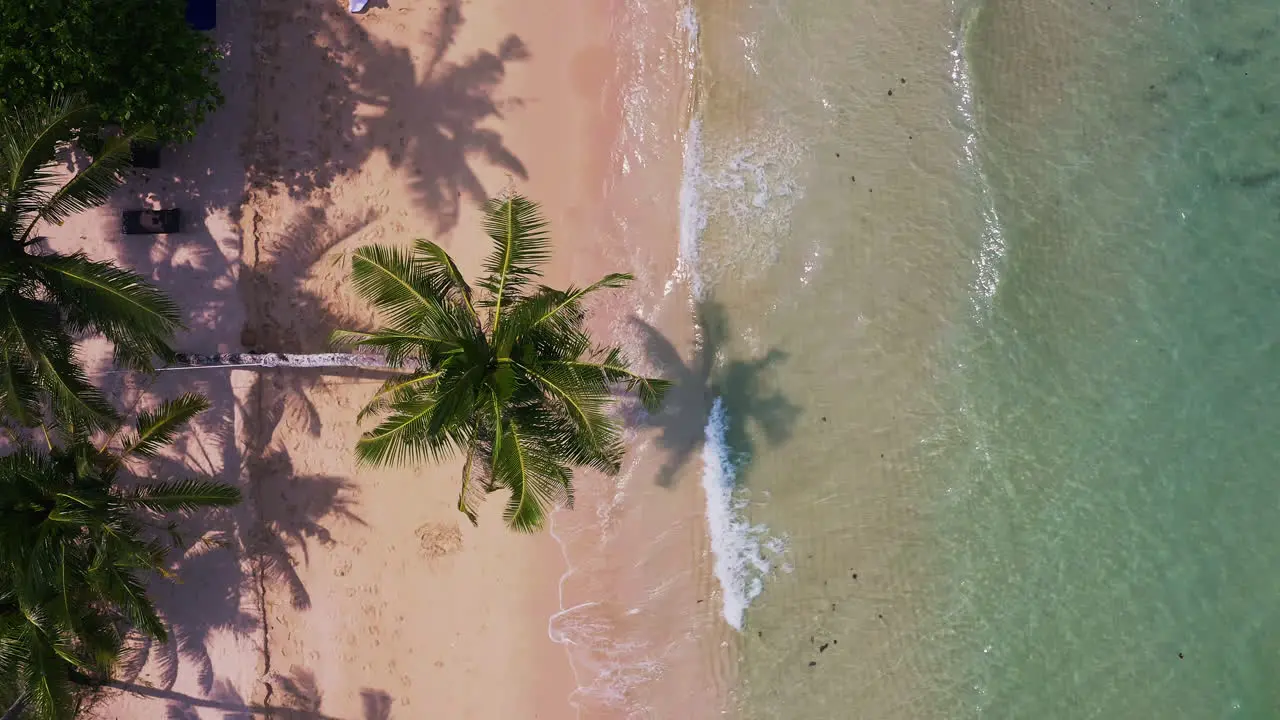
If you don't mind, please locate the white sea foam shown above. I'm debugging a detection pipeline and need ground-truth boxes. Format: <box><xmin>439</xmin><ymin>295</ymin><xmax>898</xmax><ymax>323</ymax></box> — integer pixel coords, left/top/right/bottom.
<box><xmin>674</xmin><ymin>3</ymin><xmax>790</xmax><ymax>631</ymax></box>
<box><xmin>950</xmin><ymin>7</ymin><xmax>1007</xmax><ymax>318</ymax></box>
<box><xmin>699</xmin><ymin>397</ymin><xmax>783</xmax><ymax>630</ymax></box>
<box><xmin>676</xmin><ymin>117</ymin><xmax>709</xmax><ymax>298</ymax></box>
<box><xmin>675</xmin><ymin>119</ymin><xmax>804</xmax><ymax>298</ymax></box>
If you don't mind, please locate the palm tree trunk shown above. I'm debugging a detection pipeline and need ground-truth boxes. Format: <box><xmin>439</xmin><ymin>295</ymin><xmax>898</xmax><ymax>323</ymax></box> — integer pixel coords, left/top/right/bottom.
<box><xmin>166</xmin><ymin>352</ymin><xmax>399</xmax><ymax>371</ymax></box>
<box><xmin>1</xmin><ymin>693</ymin><xmax>28</xmax><ymax>720</ymax></box>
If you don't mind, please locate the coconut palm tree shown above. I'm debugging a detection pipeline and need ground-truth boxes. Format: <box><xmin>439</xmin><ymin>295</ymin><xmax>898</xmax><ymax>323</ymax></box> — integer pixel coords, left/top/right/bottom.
<box><xmin>0</xmin><ymin>96</ymin><xmax>181</xmax><ymax>432</ymax></box>
<box><xmin>0</xmin><ymin>393</ymin><xmax>240</xmax><ymax>720</ymax></box>
<box><xmin>331</xmin><ymin>195</ymin><xmax>668</xmax><ymax>531</ymax></box>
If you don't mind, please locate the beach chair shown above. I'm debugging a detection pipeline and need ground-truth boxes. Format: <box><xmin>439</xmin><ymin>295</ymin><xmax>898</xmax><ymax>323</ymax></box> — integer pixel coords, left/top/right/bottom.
<box><xmin>122</xmin><ymin>209</ymin><xmax>182</xmax><ymax>235</ymax></box>
<box><xmin>186</xmin><ymin>0</ymin><xmax>215</xmax><ymax>30</ymax></box>
<box><xmin>129</xmin><ymin>140</ymin><xmax>161</xmax><ymax>169</ymax></box>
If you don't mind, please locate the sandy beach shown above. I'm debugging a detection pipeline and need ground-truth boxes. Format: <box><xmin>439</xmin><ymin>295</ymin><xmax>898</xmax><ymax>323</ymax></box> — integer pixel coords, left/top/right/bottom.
<box><xmin>35</xmin><ymin>0</ymin><xmax>681</xmax><ymax>717</ymax></box>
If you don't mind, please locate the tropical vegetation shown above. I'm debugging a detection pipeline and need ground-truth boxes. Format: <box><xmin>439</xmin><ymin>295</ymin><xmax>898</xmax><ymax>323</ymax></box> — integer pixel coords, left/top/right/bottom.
<box><xmin>0</xmin><ymin>96</ymin><xmax>182</xmax><ymax>432</ymax></box>
<box><xmin>334</xmin><ymin>195</ymin><xmax>669</xmax><ymax>531</ymax></box>
<box><xmin>0</xmin><ymin>0</ymin><xmax>222</xmax><ymax>144</ymax></box>
<box><xmin>0</xmin><ymin>394</ymin><xmax>240</xmax><ymax>720</ymax></box>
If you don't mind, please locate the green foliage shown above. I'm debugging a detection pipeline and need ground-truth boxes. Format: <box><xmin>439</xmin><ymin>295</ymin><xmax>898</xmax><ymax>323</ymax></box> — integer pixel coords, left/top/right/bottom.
<box><xmin>336</xmin><ymin>195</ymin><xmax>670</xmax><ymax>532</ymax></box>
<box><xmin>0</xmin><ymin>0</ymin><xmax>222</xmax><ymax>144</ymax></box>
<box><xmin>0</xmin><ymin>395</ymin><xmax>240</xmax><ymax>719</ymax></box>
<box><xmin>0</xmin><ymin>97</ymin><xmax>182</xmax><ymax>431</ymax></box>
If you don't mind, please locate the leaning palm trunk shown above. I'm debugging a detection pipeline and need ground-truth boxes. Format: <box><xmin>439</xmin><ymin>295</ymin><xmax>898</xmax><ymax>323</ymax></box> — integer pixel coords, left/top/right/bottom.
<box><xmin>165</xmin><ymin>352</ymin><xmax>403</xmax><ymax>371</ymax></box>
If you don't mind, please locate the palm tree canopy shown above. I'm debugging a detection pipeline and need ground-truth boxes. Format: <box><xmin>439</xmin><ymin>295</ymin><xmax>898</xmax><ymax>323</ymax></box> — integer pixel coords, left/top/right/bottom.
<box><xmin>0</xmin><ymin>96</ymin><xmax>182</xmax><ymax>431</ymax></box>
<box><xmin>335</xmin><ymin>195</ymin><xmax>669</xmax><ymax>532</ymax></box>
<box><xmin>0</xmin><ymin>393</ymin><xmax>240</xmax><ymax>719</ymax></box>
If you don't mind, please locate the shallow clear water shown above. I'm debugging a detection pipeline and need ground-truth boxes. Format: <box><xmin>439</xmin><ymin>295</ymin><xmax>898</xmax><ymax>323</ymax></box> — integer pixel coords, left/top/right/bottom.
<box><xmin>679</xmin><ymin>0</ymin><xmax>1280</xmax><ymax>716</ymax></box>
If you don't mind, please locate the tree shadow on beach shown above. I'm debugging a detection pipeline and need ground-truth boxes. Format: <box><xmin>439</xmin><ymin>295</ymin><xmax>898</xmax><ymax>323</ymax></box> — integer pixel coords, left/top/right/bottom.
<box><xmin>252</xmin><ymin>0</ymin><xmax>528</xmax><ymax>231</ymax></box>
<box><xmin>102</xmin><ymin>665</ymin><xmax>392</xmax><ymax>719</ymax></box>
<box><xmin>95</xmin><ymin>199</ymin><xmax>372</xmax><ymax>711</ymax></box>
<box><xmin>96</xmin><ymin>68</ymin><xmax>376</xmax><ymax>720</ymax></box>
<box><xmin>625</xmin><ymin>300</ymin><xmax>800</xmax><ymax>488</ymax></box>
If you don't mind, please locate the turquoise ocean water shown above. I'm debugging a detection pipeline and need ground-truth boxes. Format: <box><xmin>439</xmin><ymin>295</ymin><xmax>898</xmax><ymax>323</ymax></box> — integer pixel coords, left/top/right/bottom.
<box><xmin>675</xmin><ymin>0</ymin><xmax>1280</xmax><ymax>716</ymax></box>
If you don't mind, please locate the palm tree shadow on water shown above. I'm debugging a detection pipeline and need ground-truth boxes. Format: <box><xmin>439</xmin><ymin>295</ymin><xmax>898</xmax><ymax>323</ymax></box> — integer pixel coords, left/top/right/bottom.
<box><xmin>625</xmin><ymin>299</ymin><xmax>800</xmax><ymax>489</ymax></box>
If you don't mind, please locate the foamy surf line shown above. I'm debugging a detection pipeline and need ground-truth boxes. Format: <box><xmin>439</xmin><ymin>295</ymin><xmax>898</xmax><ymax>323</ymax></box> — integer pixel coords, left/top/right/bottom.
<box><xmin>698</xmin><ymin>397</ymin><xmax>785</xmax><ymax>630</ymax></box>
<box><xmin>950</xmin><ymin>2</ymin><xmax>1007</xmax><ymax>318</ymax></box>
<box><xmin>674</xmin><ymin>3</ymin><xmax>789</xmax><ymax>632</ymax></box>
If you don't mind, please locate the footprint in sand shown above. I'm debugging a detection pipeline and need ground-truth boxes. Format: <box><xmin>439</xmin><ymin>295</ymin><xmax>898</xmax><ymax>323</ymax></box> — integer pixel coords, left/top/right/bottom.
<box><xmin>415</xmin><ymin>522</ymin><xmax>463</xmax><ymax>558</ymax></box>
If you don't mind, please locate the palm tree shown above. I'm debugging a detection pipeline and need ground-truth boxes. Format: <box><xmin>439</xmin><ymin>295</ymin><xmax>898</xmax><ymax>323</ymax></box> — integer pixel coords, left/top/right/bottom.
<box><xmin>331</xmin><ymin>195</ymin><xmax>669</xmax><ymax>531</ymax></box>
<box><xmin>0</xmin><ymin>96</ymin><xmax>182</xmax><ymax>431</ymax></box>
<box><xmin>0</xmin><ymin>393</ymin><xmax>241</xmax><ymax>719</ymax></box>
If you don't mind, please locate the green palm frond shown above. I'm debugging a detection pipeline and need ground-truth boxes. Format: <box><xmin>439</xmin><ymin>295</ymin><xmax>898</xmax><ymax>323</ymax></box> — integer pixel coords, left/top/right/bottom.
<box><xmin>517</xmin><ymin>362</ymin><xmax>622</xmax><ymax>471</ymax></box>
<box><xmin>349</xmin><ymin>244</ymin><xmax>447</xmax><ymax>328</ymax></box>
<box><xmin>34</xmin><ymin>348</ymin><xmax>116</xmax><ymax>433</ymax></box>
<box><xmin>355</xmin><ymin>372</ymin><xmax>442</xmax><ymax>422</ymax></box>
<box><xmin>490</xmin><ymin>418</ymin><xmax>573</xmax><ymax>532</ymax></box>
<box><xmin>0</xmin><ymin>96</ymin><xmax>92</xmax><ymax>227</ymax></box>
<box><xmin>23</xmin><ymin>639</ymin><xmax>74</xmax><ymax>720</ymax></box>
<box><xmin>0</xmin><ymin>97</ymin><xmax>182</xmax><ymax>431</ymax></box>
<box><xmin>33</xmin><ymin>253</ymin><xmax>181</xmax><ymax>371</ymax></box>
<box><xmin>355</xmin><ymin>397</ymin><xmax>472</xmax><ymax>467</ymax></box>
<box><xmin>493</xmin><ymin>273</ymin><xmax>632</xmax><ymax>354</ymax></box>
<box><xmin>115</xmin><ymin>393</ymin><xmax>209</xmax><ymax>460</ymax></box>
<box><xmin>18</xmin><ymin>125</ymin><xmax>155</xmax><ymax>243</ymax></box>
<box><xmin>0</xmin><ymin>391</ymin><xmax>241</xmax><ymax>718</ymax></box>
<box><xmin>552</xmin><ymin>346</ymin><xmax>672</xmax><ymax>412</ymax></box>
<box><xmin>0</xmin><ymin>341</ymin><xmax>43</xmax><ymax>427</ymax></box>
<box><xmin>87</xmin><ymin>565</ymin><xmax>165</xmax><ymax>642</ymax></box>
<box><xmin>120</xmin><ymin>479</ymin><xmax>241</xmax><ymax>514</ymax></box>
<box><xmin>477</xmin><ymin>195</ymin><xmax>550</xmax><ymax>327</ymax></box>
<box><xmin>414</xmin><ymin>239</ymin><xmax>477</xmax><ymax>318</ymax></box>
<box><xmin>1</xmin><ymin>296</ymin><xmax>118</xmax><ymax>429</ymax></box>
<box><xmin>526</xmin><ymin>273</ymin><xmax>632</xmax><ymax>332</ymax></box>
<box><xmin>343</xmin><ymin>195</ymin><xmax>668</xmax><ymax>531</ymax></box>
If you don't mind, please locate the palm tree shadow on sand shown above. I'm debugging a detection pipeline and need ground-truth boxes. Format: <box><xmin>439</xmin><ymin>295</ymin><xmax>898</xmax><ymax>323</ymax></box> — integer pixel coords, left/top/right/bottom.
<box><xmin>625</xmin><ymin>300</ymin><xmax>800</xmax><ymax>488</ymax></box>
<box><xmin>98</xmin><ymin>665</ymin><xmax>392</xmax><ymax>719</ymax></box>
<box><xmin>238</xmin><ymin>205</ymin><xmax>383</xmax><ymax>610</ymax></box>
<box><xmin>254</xmin><ymin>0</ymin><xmax>528</xmax><ymax>231</ymax></box>
<box><xmin>97</xmin><ymin>205</ymin><xmax>381</xmax><ymax>707</ymax></box>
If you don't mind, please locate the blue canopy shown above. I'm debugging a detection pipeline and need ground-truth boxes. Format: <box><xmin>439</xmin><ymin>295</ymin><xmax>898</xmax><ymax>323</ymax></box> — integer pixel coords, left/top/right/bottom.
<box><xmin>186</xmin><ymin>0</ymin><xmax>215</xmax><ymax>31</ymax></box>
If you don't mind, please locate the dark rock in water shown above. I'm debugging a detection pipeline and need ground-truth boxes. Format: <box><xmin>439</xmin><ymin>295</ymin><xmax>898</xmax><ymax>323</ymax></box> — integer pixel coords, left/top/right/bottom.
<box><xmin>887</xmin><ymin>90</ymin><xmax>893</xmax><ymax>96</ymax></box>
<box><xmin>1233</xmin><ymin>170</ymin><xmax>1280</xmax><ymax>188</ymax></box>
<box><xmin>819</xmin><ymin>643</ymin><xmax>829</xmax><ymax>652</ymax></box>
<box><xmin>900</xmin><ymin>77</ymin><xmax>906</xmax><ymax>84</ymax></box>
<box><xmin>808</xmin><ymin>661</ymin><xmax>818</xmax><ymax>667</ymax></box>
<box><xmin>1211</xmin><ymin>47</ymin><xmax>1258</xmax><ymax>66</ymax></box>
